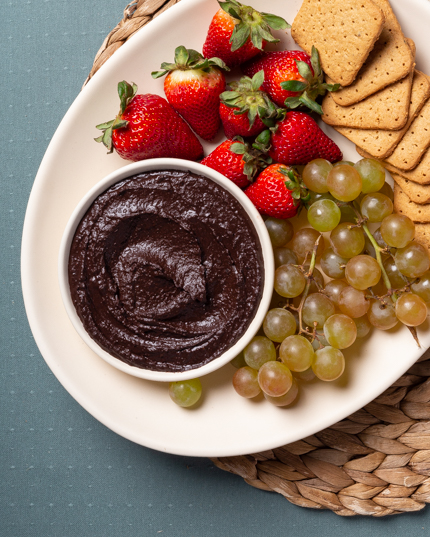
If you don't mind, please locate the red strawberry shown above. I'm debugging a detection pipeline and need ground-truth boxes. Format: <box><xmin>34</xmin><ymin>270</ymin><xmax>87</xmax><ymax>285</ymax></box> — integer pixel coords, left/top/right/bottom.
<box><xmin>152</xmin><ymin>46</ymin><xmax>228</xmax><ymax>141</ymax></box>
<box><xmin>202</xmin><ymin>1</ymin><xmax>289</xmax><ymax>68</ymax></box>
<box><xmin>255</xmin><ymin>111</ymin><xmax>342</xmax><ymax>166</ymax></box>
<box><xmin>201</xmin><ymin>138</ymin><xmax>269</xmax><ymax>188</ymax></box>
<box><xmin>245</xmin><ymin>163</ymin><xmax>309</xmax><ymax>219</ymax></box>
<box><xmin>242</xmin><ymin>47</ymin><xmax>340</xmax><ymax>114</ymax></box>
<box><xmin>219</xmin><ymin>70</ymin><xmax>279</xmax><ymax>139</ymax></box>
<box><xmin>95</xmin><ymin>81</ymin><xmax>203</xmax><ymax>161</ymax></box>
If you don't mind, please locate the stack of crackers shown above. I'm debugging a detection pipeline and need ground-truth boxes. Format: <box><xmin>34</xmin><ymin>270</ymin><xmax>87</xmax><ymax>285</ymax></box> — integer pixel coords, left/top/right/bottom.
<box><xmin>291</xmin><ymin>0</ymin><xmax>430</xmax><ymax>253</ymax></box>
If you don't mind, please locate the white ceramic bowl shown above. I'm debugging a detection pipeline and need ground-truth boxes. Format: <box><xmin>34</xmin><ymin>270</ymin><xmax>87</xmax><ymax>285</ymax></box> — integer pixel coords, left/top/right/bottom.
<box><xmin>58</xmin><ymin>158</ymin><xmax>274</xmax><ymax>382</ymax></box>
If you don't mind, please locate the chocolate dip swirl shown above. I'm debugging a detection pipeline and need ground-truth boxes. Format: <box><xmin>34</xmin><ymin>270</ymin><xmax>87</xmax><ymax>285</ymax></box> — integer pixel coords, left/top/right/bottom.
<box><xmin>68</xmin><ymin>169</ymin><xmax>264</xmax><ymax>372</ymax></box>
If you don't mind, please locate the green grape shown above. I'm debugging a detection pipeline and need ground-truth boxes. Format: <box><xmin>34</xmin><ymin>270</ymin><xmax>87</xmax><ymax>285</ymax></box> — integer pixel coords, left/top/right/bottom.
<box><xmin>371</xmin><ymin>277</ymin><xmax>389</xmax><ymax>297</ymax></box>
<box><xmin>270</xmin><ymin>289</ymin><xmax>287</xmax><ymax>309</ymax></box>
<box><xmin>327</xmin><ymin>164</ymin><xmax>362</xmax><ymax>202</ymax></box>
<box><xmin>411</xmin><ymin>270</ymin><xmax>430</xmax><ymax>302</ymax></box>
<box><xmin>308</xmin><ymin>191</ymin><xmax>335</xmax><ymax>205</ymax></box>
<box><xmin>367</xmin><ymin>299</ymin><xmax>398</xmax><ymax>330</ymax></box>
<box><xmin>378</xmin><ymin>181</ymin><xmax>394</xmax><ymax>201</ymax></box>
<box><xmin>274</xmin><ymin>264</ymin><xmax>306</xmax><ymax>298</ymax></box>
<box><xmin>243</xmin><ymin>336</ymin><xmax>276</xmax><ymax>370</ymax></box>
<box><xmin>324</xmin><ymin>279</ymin><xmax>349</xmax><ymax>307</ymax></box>
<box><xmin>334</xmin><ymin>160</ymin><xmax>355</xmax><ymax>167</ymax></box>
<box><xmin>169</xmin><ymin>379</ymin><xmax>202</xmax><ymax>408</ymax></box>
<box><xmin>294</xmin><ymin>367</ymin><xmax>316</xmax><ymax>381</ymax></box>
<box><xmin>273</xmin><ymin>247</ymin><xmax>298</xmax><ymax>269</ymax></box>
<box><xmin>395</xmin><ymin>292</ymin><xmax>428</xmax><ymax>327</ymax></box>
<box><xmin>380</xmin><ymin>214</ymin><xmax>415</xmax><ymax>248</ymax></box>
<box><xmin>353</xmin><ymin>315</ymin><xmax>372</xmax><ymax>338</ymax></box>
<box><xmin>395</xmin><ymin>242</ymin><xmax>430</xmax><ymax>279</ymax></box>
<box><xmin>263</xmin><ymin>308</ymin><xmax>297</xmax><ymax>343</ymax></box>
<box><xmin>265</xmin><ymin>217</ymin><xmax>294</xmax><ymax>247</ymax></box>
<box><xmin>307</xmin><ymin>199</ymin><xmax>341</xmax><ymax>232</ymax></box>
<box><xmin>323</xmin><ymin>313</ymin><xmax>357</xmax><ymax>349</ymax></box>
<box><xmin>312</xmin><ymin>346</ymin><xmax>345</xmax><ymax>381</ymax></box>
<box><xmin>360</xmin><ymin>193</ymin><xmax>393</xmax><ymax>223</ymax></box>
<box><xmin>345</xmin><ymin>255</ymin><xmax>382</xmax><ymax>290</ymax></box>
<box><xmin>303</xmin><ymin>293</ymin><xmax>336</xmax><ymax>329</ymax></box>
<box><xmin>291</xmin><ymin>228</ymin><xmax>325</xmax><ymax>263</ymax></box>
<box><xmin>383</xmin><ymin>257</ymin><xmax>409</xmax><ymax>289</ymax></box>
<box><xmin>230</xmin><ymin>351</ymin><xmax>246</xmax><ymax>369</ymax></box>
<box><xmin>302</xmin><ymin>159</ymin><xmax>332</xmax><ymax>193</ymax></box>
<box><xmin>264</xmin><ymin>378</ymin><xmax>299</xmax><ymax>406</ymax></box>
<box><xmin>320</xmin><ymin>247</ymin><xmax>348</xmax><ymax>279</ymax></box>
<box><xmin>339</xmin><ymin>203</ymin><xmax>359</xmax><ymax>224</ymax></box>
<box><xmin>330</xmin><ymin>222</ymin><xmax>365</xmax><ymax>258</ymax></box>
<box><xmin>232</xmin><ymin>366</ymin><xmax>261</xmax><ymax>398</ymax></box>
<box><xmin>279</xmin><ymin>335</ymin><xmax>315</xmax><ymax>372</ymax></box>
<box><xmin>354</xmin><ymin>158</ymin><xmax>386</xmax><ymax>193</ymax></box>
<box><xmin>374</xmin><ymin>228</ymin><xmax>389</xmax><ymax>248</ymax></box>
<box><xmin>258</xmin><ymin>361</ymin><xmax>293</xmax><ymax>397</ymax></box>
<box><xmin>339</xmin><ymin>286</ymin><xmax>370</xmax><ymax>318</ymax></box>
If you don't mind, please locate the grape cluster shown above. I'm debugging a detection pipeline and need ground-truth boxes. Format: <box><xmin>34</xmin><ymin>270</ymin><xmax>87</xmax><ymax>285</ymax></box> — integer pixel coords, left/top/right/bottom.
<box><xmin>232</xmin><ymin>158</ymin><xmax>430</xmax><ymax>407</ymax></box>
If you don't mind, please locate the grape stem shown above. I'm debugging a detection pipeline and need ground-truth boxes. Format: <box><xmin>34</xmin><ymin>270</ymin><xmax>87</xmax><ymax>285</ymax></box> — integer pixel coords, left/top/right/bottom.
<box><xmin>288</xmin><ymin>236</ymin><xmax>322</xmax><ymax>343</ymax></box>
<box><xmin>348</xmin><ymin>201</ymin><xmax>420</xmax><ymax>347</ymax></box>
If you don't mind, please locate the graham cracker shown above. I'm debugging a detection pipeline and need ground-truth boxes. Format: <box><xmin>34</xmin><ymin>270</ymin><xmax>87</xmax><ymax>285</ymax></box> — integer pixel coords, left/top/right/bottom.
<box><xmin>339</xmin><ymin>70</ymin><xmax>430</xmax><ymax>159</ymax></box>
<box><xmin>291</xmin><ymin>0</ymin><xmax>385</xmax><ymax>87</ymax></box>
<box><xmin>383</xmin><ymin>96</ymin><xmax>430</xmax><ymax>171</ymax></box>
<box><xmin>391</xmin><ymin>172</ymin><xmax>430</xmax><ymax>204</ymax></box>
<box><xmin>328</xmin><ymin>0</ymin><xmax>414</xmax><ymax>106</ymax></box>
<box><xmin>414</xmin><ymin>224</ymin><xmax>430</xmax><ymax>257</ymax></box>
<box><xmin>357</xmin><ymin>146</ymin><xmax>430</xmax><ymax>185</ymax></box>
<box><xmin>322</xmin><ymin>70</ymin><xmax>412</xmax><ymax>130</ymax></box>
<box><xmin>393</xmin><ymin>183</ymin><xmax>430</xmax><ymax>222</ymax></box>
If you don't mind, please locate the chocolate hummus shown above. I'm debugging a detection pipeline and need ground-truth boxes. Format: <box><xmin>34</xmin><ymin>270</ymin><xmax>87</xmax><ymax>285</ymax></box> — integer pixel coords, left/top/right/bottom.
<box><xmin>68</xmin><ymin>169</ymin><xmax>264</xmax><ymax>372</ymax></box>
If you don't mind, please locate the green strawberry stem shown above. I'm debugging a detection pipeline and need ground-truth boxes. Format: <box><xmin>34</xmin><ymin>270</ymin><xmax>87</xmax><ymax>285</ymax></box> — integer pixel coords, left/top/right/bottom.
<box><xmin>229</xmin><ymin>136</ymin><xmax>272</xmax><ymax>181</ymax></box>
<box><xmin>282</xmin><ymin>46</ymin><xmax>340</xmax><ymax>115</ymax></box>
<box><xmin>219</xmin><ymin>0</ymin><xmax>290</xmax><ymax>51</ymax></box>
<box><xmin>220</xmin><ymin>70</ymin><xmax>282</xmax><ymax>127</ymax></box>
<box><xmin>151</xmin><ymin>46</ymin><xmax>229</xmax><ymax>78</ymax></box>
<box><xmin>94</xmin><ymin>81</ymin><xmax>137</xmax><ymax>153</ymax></box>
<box><xmin>279</xmin><ymin>167</ymin><xmax>310</xmax><ymax>209</ymax></box>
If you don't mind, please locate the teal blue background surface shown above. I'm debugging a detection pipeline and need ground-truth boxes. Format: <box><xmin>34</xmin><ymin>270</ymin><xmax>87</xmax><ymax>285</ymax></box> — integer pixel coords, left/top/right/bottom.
<box><xmin>1</xmin><ymin>0</ymin><xmax>429</xmax><ymax>535</ymax></box>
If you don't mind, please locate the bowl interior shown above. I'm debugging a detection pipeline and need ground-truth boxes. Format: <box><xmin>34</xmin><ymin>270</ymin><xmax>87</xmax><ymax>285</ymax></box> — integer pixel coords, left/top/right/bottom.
<box><xmin>58</xmin><ymin>158</ymin><xmax>274</xmax><ymax>382</ymax></box>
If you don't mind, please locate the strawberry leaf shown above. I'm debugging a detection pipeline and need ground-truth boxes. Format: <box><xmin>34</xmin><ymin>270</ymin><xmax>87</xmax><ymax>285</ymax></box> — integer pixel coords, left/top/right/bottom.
<box><xmin>299</xmin><ymin>93</ymin><xmax>323</xmax><ymax>115</ymax></box>
<box><xmin>261</xmin><ymin>13</ymin><xmax>290</xmax><ymax>30</ymax></box>
<box><xmin>117</xmin><ymin>81</ymin><xmax>137</xmax><ymax>114</ymax></box>
<box><xmin>295</xmin><ymin>60</ymin><xmax>313</xmax><ymax>82</ymax></box>
<box><xmin>322</xmin><ymin>82</ymin><xmax>341</xmax><ymax>92</ymax></box>
<box><xmin>284</xmin><ymin>96</ymin><xmax>303</xmax><ymax>109</ymax></box>
<box><xmin>280</xmin><ymin>80</ymin><xmax>308</xmax><ymax>92</ymax></box>
<box><xmin>231</xmin><ymin>21</ymin><xmax>251</xmax><ymax>51</ymax></box>
<box><xmin>230</xmin><ymin>141</ymin><xmax>246</xmax><ymax>154</ymax></box>
<box><xmin>251</xmin><ymin>69</ymin><xmax>264</xmax><ymax>91</ymax></box>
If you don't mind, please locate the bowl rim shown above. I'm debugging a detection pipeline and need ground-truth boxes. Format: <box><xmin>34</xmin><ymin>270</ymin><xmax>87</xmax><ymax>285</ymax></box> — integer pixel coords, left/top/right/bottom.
<box><xmin>58</xmin><ymin>158</ymin><xmax>274</xmax><ymax>382</ymax></box>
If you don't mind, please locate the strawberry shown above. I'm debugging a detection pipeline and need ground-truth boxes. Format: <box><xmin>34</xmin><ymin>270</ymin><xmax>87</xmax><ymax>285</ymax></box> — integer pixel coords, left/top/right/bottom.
<box><xmin>219</xmin><ymin>70</ymin><xmax>280</xmax><ymax>139</ymax></box>
<box><xmin>255</xmin><ymin>111</ymin><xmax>342</xmax><ymax>166</ymax></box>
<box><xmin>242</xmin><ymin>46</ymin><xmax>340</xmax><ymax>114</ymax></box>
<box><xmin>95</xmin><ymin>81</ymin><xmax>203</xmax><ymax>161</ymax></box>
<box><xmin>202</xmin><ymin>1</ymin><xmax>289</xmax><ymax>68</ymax></box>
<box><xmin>201</xmin><ymin>138</ymin><xmax>270</xmax><ymax>188</ymax></box>
<box><xmin>152</xmin><ymin>46</ymin><xmax>228</xmax><ymax>141</ymax></box>
<box><xmin>245</xmin><ymin>163</ymin><xmax>309</xmax><ymax>219</ymax></box>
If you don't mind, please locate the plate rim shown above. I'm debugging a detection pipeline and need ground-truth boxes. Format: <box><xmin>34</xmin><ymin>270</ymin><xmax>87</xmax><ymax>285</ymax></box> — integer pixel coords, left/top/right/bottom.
<box><xmin>21</xmin><ymin>0</ymin><xmax>430</xmax><ymax>457</ymax></box>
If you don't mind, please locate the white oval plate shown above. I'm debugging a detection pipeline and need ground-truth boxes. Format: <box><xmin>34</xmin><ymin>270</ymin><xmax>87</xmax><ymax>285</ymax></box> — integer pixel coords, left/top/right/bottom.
<box><xmin>22</xmin><ymin>0</ymin><xmax>430</xmax><ymax>457</ymax></box>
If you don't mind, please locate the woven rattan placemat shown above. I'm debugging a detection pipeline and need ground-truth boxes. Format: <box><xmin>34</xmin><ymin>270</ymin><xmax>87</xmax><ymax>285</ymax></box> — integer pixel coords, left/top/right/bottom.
<box><xmin>87</xmin><ymin>0</ymin><xmax>430</xmax><ymax>516</ymax></box>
